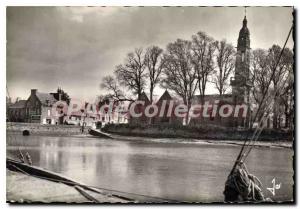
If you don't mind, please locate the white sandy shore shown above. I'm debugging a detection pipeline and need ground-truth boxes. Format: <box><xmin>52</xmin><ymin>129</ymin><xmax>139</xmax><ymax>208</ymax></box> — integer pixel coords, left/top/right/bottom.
<box><xmin>76</xmin><ymin>133</ymin><xmax>292</xmax><ymax>149</ymax></box>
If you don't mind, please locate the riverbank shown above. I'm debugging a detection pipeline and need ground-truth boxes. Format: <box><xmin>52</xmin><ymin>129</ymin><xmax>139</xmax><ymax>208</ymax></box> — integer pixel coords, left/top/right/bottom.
<box><xmin>103</xmin><ymin>123</ymin><xmax>293</xmax><ymax>142</ymax></box>
<box><xmin>7</xmin><ymin>122</ymin><xmax>293</xmax><ymax>149</ymax></box>
<box><xmin>108</xmin><ymin>134</ymin><xmax>292</xmax><ymax>149</ymax></box>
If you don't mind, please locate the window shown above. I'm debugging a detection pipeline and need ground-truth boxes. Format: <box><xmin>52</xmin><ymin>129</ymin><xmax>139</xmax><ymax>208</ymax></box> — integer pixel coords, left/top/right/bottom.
<box><xmin>241</xmin><ymin>53</ymin><xmax>245</xmax><ymax>62</ymax></box>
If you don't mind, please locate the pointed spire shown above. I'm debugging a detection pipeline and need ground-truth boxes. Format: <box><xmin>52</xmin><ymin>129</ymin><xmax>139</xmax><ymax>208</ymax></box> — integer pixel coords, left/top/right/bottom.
<box><xmin>243</xmin><ymin>15</ymin><xmax>247</xmax><ymax>27</ymax></box>
<box><xmin>237</xmin><ymin>7</ymin><xmax>250</xmax><ymax>51</ymax></box>
<box><xmin>243</xmin><ymin>7</ymin><xmax>248</xmax><ymax>27</ymax></box>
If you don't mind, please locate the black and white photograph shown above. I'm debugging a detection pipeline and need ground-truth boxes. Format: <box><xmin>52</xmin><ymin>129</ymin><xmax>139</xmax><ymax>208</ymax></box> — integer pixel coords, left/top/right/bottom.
<box><xmin>5</xmin><ymin>6</ymin><xmax>294</xmax><ymax>204</ymax></box>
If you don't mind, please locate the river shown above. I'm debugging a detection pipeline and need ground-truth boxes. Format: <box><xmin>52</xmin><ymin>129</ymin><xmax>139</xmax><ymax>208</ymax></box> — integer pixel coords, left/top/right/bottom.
<box><xmin>6</xmin><ymin>133</ymin><xmax>294</xmax><ymax>203</ymax></box>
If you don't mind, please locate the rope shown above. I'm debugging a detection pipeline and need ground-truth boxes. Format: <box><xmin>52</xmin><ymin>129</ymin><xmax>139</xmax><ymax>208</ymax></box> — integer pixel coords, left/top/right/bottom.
<box><xmin>225</xmin><ymin>24</ymin><xmax>293</xmax><ymax>202</ymax></box>
<box><xmin>224</xmin><ymin>162</ymin><xmax>265</xmax><ymax>202</ymax></box>
<box><xmin>242</xmin><ymin>73</ymin><xmax>292</xmax><ymax>161</ymax></box>
<box><xmin>229</xmin><ymin>24</ymin><xmax>293</xmax><ymax>175</ymax></box>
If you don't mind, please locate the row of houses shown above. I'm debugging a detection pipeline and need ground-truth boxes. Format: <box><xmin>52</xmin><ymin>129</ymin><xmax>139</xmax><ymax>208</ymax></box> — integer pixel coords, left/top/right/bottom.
<box><xmin>7</xmin><ymin>87</ymin><xmax>249</xmax><ymax>128</ymax></box>
<box><xmin>7</xmin><ymin>89</ymin><xmax>129</xmax><ymax>127</ymax></box>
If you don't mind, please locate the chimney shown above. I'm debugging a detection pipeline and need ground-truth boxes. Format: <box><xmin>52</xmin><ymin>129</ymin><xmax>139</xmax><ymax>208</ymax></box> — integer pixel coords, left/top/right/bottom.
<box><xmin>31</xmin><ymin>89</ymin><xmax>37</xmax><ymax>95</ymax></box>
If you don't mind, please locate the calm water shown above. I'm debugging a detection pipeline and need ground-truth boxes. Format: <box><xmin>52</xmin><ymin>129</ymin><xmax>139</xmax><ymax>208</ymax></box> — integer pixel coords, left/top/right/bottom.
<box><xmin>7</xmin><ymin>133</ymin><xmax>294</xmax><ymax>202</ymax></box>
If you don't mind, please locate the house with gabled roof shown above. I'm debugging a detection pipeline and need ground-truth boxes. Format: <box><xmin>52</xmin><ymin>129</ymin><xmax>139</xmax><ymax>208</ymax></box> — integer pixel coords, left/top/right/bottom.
<box><xmin>25</xmin><ymin>89</ymin><xmax>60</xmax><ymax>124</ymax></box>
<box><xmin>128</xmin><ymin>91</ymin><xmax>151</xmax><ymax>125</ymax></box>
<box><xmin>128</xmin><ymin>90</ymin><xmax>183</xmax><ymax>126</ymax></box>
<box><xmin>152</xmin><ymin>90</ymin><xmax>183</xmax><ymax>125</ymax></box>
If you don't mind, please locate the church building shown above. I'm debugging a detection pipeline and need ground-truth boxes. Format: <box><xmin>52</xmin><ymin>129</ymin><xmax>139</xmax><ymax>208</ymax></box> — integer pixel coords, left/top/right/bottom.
<box><xmin>128</xmin><ymin>15</ymin><xmax>253</xmax><ymax>128</ymax></box>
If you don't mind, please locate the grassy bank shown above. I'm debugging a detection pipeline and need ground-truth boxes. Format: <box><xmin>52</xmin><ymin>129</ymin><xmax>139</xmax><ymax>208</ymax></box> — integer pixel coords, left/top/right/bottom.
<box><xmin>102</xmin><ymin>123</ymin><xmax>293</xmax><ymax>142</ymax></box>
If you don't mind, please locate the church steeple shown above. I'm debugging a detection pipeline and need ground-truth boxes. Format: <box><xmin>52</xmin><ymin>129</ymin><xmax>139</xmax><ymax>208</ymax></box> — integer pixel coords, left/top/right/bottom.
<box><xmin>237</xmin><ymin>15</ymin><xmax>250</xmax><ymax>52</ymax></box>
<box><xmin>231</xmin><ymin>12</ymin><xmax>252</xmax><ymax>127</ymax></box>
<box><xmin>233</xmin><ymin>14</ymin><xmax>251</xmax><ymax>89</ymax></box>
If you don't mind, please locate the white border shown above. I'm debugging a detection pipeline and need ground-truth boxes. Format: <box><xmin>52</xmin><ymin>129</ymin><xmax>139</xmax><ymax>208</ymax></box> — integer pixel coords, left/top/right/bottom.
<box><xmin>1</xmin><ymin>1</ymin><xmax>298</xmax><ymax>209</ymax></box>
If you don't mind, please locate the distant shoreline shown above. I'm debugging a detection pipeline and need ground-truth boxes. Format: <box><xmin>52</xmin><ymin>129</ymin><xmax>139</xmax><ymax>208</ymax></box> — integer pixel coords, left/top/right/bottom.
<box><xmin>6</xmin><ymin>128</ymin><xmax>292</xmax><ymax>150</ymax></box>
<box><xmin>109</xmin><ymin>134</ymin><xmax>293</xmax><ymax>149</ymax></box>
<box><xmin>102</xmin><ymin>123</ymin><xmax>293</xmax><ymax>142</ymax></box>
<box><xmin>6</xmin><ymin>122</ymin><xmax>293</xmax><ymax>148</ymax></box>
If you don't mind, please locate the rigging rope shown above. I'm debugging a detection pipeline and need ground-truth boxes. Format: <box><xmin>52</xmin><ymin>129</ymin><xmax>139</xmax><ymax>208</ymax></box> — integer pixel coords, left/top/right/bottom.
<box><xmin>242</xmin><ymin>73</ymin><xmax>292</xmax><ymax>161</ymax></box>
<box><xmin>233</xmin><ymin>25</ymin><xmax>293</xmax><ymax>171</ymax></box>
<box><xmin>224</xmin><ymin>25</ymin><xmax>293</xmax><ymax>202</ymax></box>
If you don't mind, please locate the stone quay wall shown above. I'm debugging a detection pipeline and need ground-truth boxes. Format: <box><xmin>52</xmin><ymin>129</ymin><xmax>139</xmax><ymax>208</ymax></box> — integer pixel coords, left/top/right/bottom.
<box><xmin>6</xmin><ymin>122</ymin><xmax>91</xmax><ymax>136</ymax></box>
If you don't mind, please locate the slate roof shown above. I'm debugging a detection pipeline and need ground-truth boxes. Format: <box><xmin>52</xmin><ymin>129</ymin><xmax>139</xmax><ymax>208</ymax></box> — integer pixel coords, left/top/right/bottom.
<box><xmin>36</xmin><ymin>92</ymin><xmax>57</xmax><ymax>106</ymax></box>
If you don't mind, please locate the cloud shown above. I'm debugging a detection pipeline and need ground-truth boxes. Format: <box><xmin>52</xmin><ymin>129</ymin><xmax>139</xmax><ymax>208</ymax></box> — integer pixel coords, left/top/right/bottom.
<box><xmin>7</xmin><ymin>7</ymin><xmax>293</xmax><ymax>101</ymax></box>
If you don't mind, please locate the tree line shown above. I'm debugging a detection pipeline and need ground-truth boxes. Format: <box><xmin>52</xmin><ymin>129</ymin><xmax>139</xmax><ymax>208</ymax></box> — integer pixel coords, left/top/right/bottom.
<box><xmin>101</xmin><ymin>31</ymin><xmax>236</xmax><ymax>106</ymax></box>
<box><xmin>100</xmin><ymin>30</ymin><xmax>294</xmax><ymax>130</ymax></box>
<box><xmin>251</xmin><ymin>45</ymin><xmax>293</xmax><ymax>129</ymax></box>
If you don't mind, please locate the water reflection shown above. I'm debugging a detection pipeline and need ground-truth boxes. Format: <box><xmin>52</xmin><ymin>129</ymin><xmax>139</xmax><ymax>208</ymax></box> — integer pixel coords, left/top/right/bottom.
<box><xmin>7</xmin><ymin>133</ymin><xmax>293</xmax><ymax>202</ymax></box>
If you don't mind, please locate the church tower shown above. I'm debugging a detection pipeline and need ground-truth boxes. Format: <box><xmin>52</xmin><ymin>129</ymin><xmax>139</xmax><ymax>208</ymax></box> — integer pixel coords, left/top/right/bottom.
<box><xmin>231</xmin><ymin>15</ymin><xmax>251</xmax><ymax>127</ymax></box>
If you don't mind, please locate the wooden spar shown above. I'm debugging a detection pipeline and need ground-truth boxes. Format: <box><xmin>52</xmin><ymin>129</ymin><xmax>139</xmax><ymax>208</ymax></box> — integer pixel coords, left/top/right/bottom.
<box><xmin>7</xmin><ymin>158</ymin><xmax>178</xmax><ymax>203</ymax></box>
<box><xmin>7</xmin><ymin>158</ymin><xmax>134</xmax><ymax>202</ymax></box>
<box><xmin>7</xmin><ymin>158</ymin><xmax>82</xmax><ymax>186</ymax></box>
<box><xmin>74</xmin><ymin>186</ymin><xmax>101</xmax><ymax>203</ymax></box>
<box><xmin>88</xmin><ymin>129</ymin><xmax>113</xmax><ymax>139</ymax></box>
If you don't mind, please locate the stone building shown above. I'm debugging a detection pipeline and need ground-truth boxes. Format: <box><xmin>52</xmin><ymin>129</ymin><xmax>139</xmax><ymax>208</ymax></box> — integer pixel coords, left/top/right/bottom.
<box><xmin>7</xmin><ymin>88</ymin><xmax>73</xmax><ymax>125</ymax></box>
<box><xmin>25</xmin><ymin>89</ymin><xmax>59</xmax><ymax>124</ymax></box>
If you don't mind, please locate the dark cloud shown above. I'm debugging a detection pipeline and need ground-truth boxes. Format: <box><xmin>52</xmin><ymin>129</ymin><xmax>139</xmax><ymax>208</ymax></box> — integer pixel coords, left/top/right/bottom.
<box><xmin>7</xmin><ymin>7</ymin><xmax>293</xmax><ymax>101</ymax></box>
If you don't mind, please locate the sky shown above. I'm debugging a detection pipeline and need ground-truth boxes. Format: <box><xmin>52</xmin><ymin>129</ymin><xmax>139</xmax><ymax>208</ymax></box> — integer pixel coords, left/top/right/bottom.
<box><xmin>6</xmin><ymin>6</ymin><xmax>294</xmax><ymax>102</ymax></box>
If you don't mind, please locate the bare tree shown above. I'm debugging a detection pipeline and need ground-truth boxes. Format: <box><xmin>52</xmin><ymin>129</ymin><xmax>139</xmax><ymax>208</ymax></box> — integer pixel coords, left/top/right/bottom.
<box><xmin>161</xmin><ymin>39</ymin><xmax>198</xmax><ymax>124</ymax></box>
<box><xmin>213</xmin><ymin>40</ymin><xmax>235</xmax><ymax>96</ymax></box>
<box><xmin>115</xmin><ymin>48</ymin><xmax>146</xmax><ymax>98</ymax></box>
<box><xmin>250</xmin><ymin>49</ymin><xmax>270</xmax><ymax>122</ymax></box>
<box><xmin>144</xmin><ymin>46</ymin><xmax>164</xmax><ymax>103</ymax></box>
<box><xmin>267</xmin><ymin>45</ymin><xmax>293</xmax><ymax>129</ymax></box>
<box><xmin>279</xmin><ymin>71</ymin><xmax>294</xmax><ymax>129</ymax></box>
<box><xmin>191</xmin><ymin>32</ymin><xmax>216</xmax><ymax>104</ymax></box>
<box><xmin>250</xmin><ymin>46</ymin><xmax>294</xmax><ymax>129</ymax></box>
<box><xmin>274</xmin><ymin>47</ymin><xmax>294</xmax><ymax>129</ymax></box>
<box><xmin>100</xmin><ymin>75</ymin><xmax>133</xmax><ymax>101</ymax></box>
